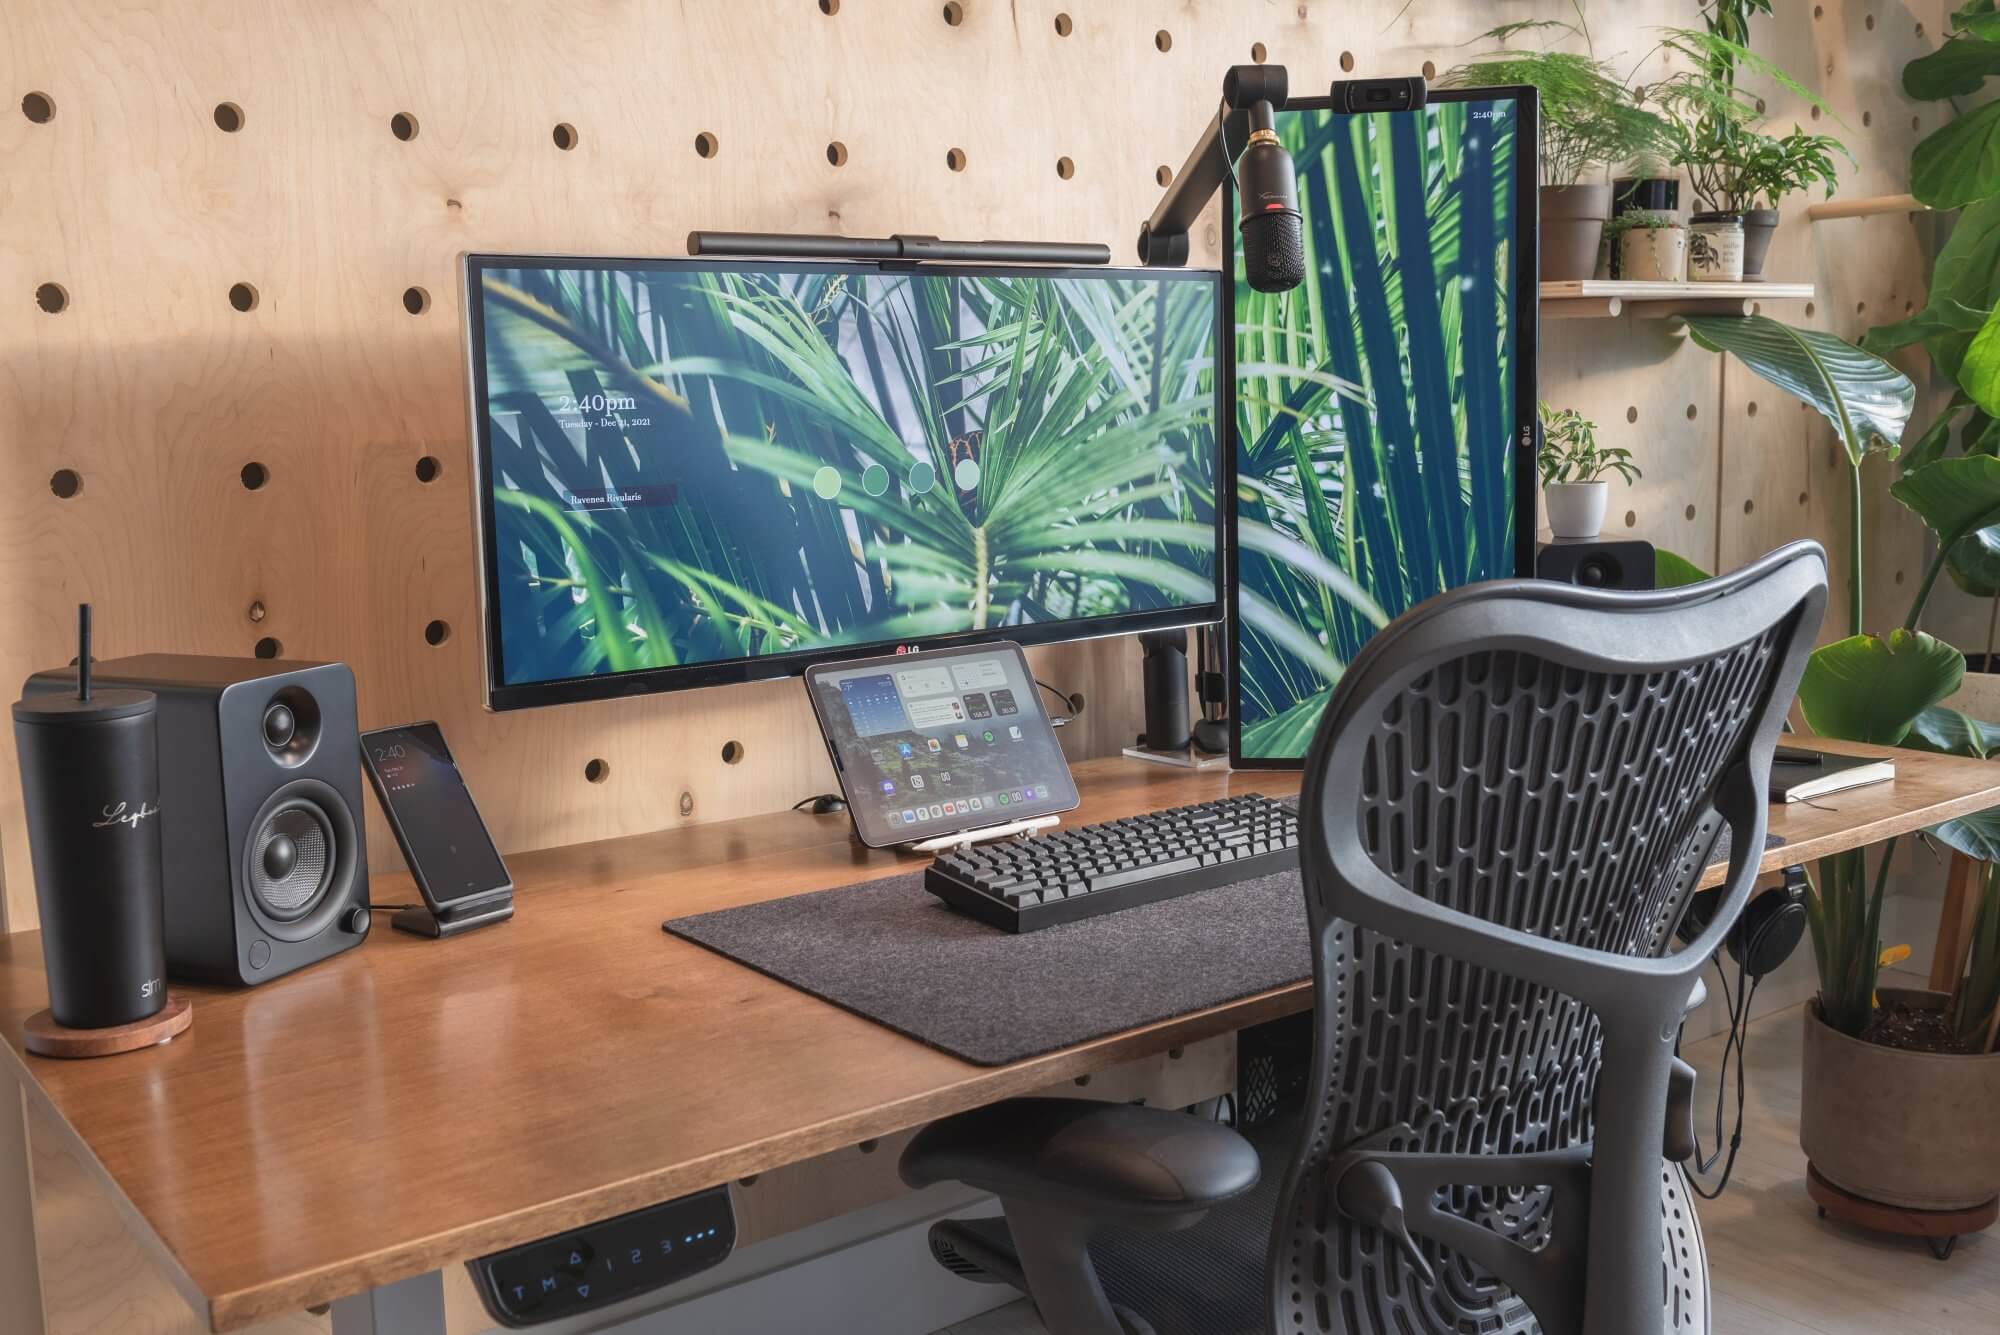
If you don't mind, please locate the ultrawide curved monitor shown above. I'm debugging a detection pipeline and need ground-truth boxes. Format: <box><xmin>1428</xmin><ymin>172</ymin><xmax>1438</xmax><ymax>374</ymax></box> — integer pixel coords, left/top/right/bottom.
<box><xmin>463</xmin><ymin>255</ymin><xmax>1224</xmax><ymax>710</ymax></box>
<box><xmin>1227</xmin><ymin>87</ymin><xmax>1540</xmax><ymax>766</ymax></box>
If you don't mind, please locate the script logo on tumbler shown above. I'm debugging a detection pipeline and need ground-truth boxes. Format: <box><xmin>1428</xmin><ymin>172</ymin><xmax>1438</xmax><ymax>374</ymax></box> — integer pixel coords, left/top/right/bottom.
<box><xmin>92</xmin><ymin>800</ymin><xmax>159</xmax><ymax>831</ymax></box>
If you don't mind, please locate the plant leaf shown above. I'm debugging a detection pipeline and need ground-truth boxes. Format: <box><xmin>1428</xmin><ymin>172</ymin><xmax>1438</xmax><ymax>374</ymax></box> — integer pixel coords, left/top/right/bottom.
<box><xmin>1904</xmin><ymin>34</ymin><xmax>2000</xmax><ymax>101</ymax></box>
<box><xmin>1929</xmin><ymin>807</ymin><xmax>2000</xmax><ymax>862</ymax></box>
<box><xmin>1682</xmin><ymin>315</ymin><xmax>1914</xmax><ymax>466</ymax></box>
<box><xmin>1913</xmin><ymin>98</ymin><xmax>2000</xmax><ymax>210</ymax></box>
<box><xmin>1655</xmin><ymin>549</ymin><xmax>1712</xmax><ymax>589</ymax></box>
<box><xmin>1907</xmin><ymin>704</ymin><xmax>2000</xmax><ymax>758</ymax></box>
<box><xmin>1798</xmin><ymin>631</ymin><xmax>1966</xmax><ymax>745</ymax></box>
<box><xmin>1890</xmin><ymin>455</ymin><xmax>2000</xmax><ymax>544</ymax></box>
<box><xmin>1963</xmin><ymin>300</ymin><xmax>2000</xmax><ymax>417</ymax></box>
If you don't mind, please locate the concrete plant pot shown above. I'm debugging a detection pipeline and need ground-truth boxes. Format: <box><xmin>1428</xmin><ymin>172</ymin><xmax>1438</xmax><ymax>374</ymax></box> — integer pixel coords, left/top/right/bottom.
<box><xmin>1741</xmin><ymin>208</ymin><xmax>1781</xmax><ymax>281</ymax></box>
<box><xmin>1542</xmin><ymin>481</ymin><xmax>1608</xmax><ymax>540</ymax></box>
<box><xmin>1540</xmin><ymin>184</ymin><xmax>1612</xmax><ymax>283</ymax></box>
<box><xmin>1799</xmin><ymin>989</ymin><xmax>2000</xmax><ymax>1212</ymax></box>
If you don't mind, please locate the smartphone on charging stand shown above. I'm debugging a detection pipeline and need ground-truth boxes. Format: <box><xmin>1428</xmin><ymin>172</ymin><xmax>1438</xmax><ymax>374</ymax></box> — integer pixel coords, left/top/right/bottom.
<box><xmin>361</xmin><ymin>722</ymin><xmax>515</xmax><ymax>937</ymax></box>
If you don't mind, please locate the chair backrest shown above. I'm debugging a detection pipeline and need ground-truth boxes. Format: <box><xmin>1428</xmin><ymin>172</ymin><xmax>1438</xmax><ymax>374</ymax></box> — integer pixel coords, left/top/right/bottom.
<box><xmin>1268</xmin><ymin>542</ymin><xmax>1826</xmax><ymax>1335</ymax></box>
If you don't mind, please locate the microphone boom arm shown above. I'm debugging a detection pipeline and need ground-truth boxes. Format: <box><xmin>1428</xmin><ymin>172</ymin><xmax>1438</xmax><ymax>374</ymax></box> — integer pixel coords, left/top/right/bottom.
<box><xmin>1138</xmin><ymin>64</ymin><xmax>1290</xmax><ymax>268</ymax></box>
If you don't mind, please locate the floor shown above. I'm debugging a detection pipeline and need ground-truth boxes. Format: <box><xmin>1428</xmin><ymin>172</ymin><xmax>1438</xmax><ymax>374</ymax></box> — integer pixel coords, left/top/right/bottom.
<box><xmin>933</xmin><ymin>990</ymin><xmax>1999</xmax><ymax>1335</ymax></box>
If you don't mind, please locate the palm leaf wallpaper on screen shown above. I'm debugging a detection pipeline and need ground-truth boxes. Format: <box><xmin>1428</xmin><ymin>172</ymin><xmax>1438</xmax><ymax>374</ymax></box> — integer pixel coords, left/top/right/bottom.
<box><xmin>1234</xmin><ymin>99</ymin><xmax>1521</xmax><ymax>758</ymax></box>
<box><xmin>477</xmin><ymin>264</ymin><xmax>1219</xmax><ymax>687</ymax></box>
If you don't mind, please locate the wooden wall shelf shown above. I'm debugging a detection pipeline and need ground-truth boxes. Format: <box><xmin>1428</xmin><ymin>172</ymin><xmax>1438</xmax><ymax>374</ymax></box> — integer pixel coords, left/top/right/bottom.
<box><xmin>1540</xmin><ymin>280</ymin><xmax>1816</xmax><ymax>320</ymax></box>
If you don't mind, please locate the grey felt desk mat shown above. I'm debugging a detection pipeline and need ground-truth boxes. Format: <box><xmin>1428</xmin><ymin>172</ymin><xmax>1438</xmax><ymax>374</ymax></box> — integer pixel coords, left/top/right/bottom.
<box><xmin>664</xmin><ymin>829</ymin><xmax>1783</xmax><ymax>1067</ymax></box>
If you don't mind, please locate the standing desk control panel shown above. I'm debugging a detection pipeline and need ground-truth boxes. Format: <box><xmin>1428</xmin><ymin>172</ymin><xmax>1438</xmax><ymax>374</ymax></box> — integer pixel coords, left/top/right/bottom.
<box><xmin>469</xmin><ymin>1185</ymin><xmax>736</xmax><ymax>1326</ymax></box>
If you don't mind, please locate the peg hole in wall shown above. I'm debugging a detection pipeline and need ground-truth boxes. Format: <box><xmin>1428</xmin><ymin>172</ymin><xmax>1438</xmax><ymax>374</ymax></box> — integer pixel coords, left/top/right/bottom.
<box><xmin>424</xmin><ymin>619</ymin><xmax>450</xmax><ymax>647</ymax></box>
<box><xmin>1056</xmin><ymin>156</ymin><xmax>1074</xmax><ymax>179</ymax></box>
<box><xmin>1895</xmin><ymin>570</ymin><xmax>1906</xmax><ymax>585</ymax></box>
<box><xmin>1865</xmin><ymin>14</ymin><xmax>1875</xmax><ymax>30</ymax></box>
<box><xmin>21</xmin><ymin>91</ymin><xmax>54</xmax><ymax>123</ymax></box>
<box><xmin>1747</xmin><ymin>400</ymin><xmax>1759</xmax><ymax>418</ymax></box>
<box><xmin>680</xmin><ymin>790</ymin><xmax>695</xmax><ymax>817</ymax></box>
<box><xmin>1905</xmin><ymin>300</ymin><xmax>1916</xmax><ymax>315</ymax></box>
<box><xmin>1812</xmin><ymin>4</ymin><xmax>1823</xmax><ymax>17</ymax></box>
<box><xmin>1743</xmin><ymin>499</ymin><xmax>1755</xmax><ymax>515</ymax></box>
<box><xmin>1054</xmin><ymin>13</ymin><xmax>1072</xmax><ymax>36</ymax></box>
<box><xmin>1862</xmin><ymin>111</ymin><xmax>1872</xmax><ymax>128</ymax></box>
<box><xmin>1156</xmin><ymin>165</ymin><xmax>1173</xmax><ymax>187</ymax></box>
<box><xmin>738</xmin><ymin>1175</ymin><xmax>760</xmax><ymax>1187</ymax></box>
<box><xmin>1799</xmin><ymin>491</ymin><xmax>1809</xmax><ymax>507</ymax></box>
<box><xmin>403</xmin><ymin>286</ymin><xmax>430</xmax><ymax>315</ymax></box>
<box><xmin>240</xmin><ymin>461</ymin><xmax>269</xmax><ymax>490</ymax></box>
<box><xmin>229</xmin><ymin>282</ymin><xmax>259</xmax><ymax>312</ymax></box>
<box><xmin>1155</xmin><ymin>30</ymin><xmax>1172</xmax><ymax>53</ymax></box>
<box><xmin>415</xmin><ymin>455</ymin><xmax>442</xmax><ymax>483</ymax></box>
<box><xmin>213</xmin><ymin>102</ymin><xmax>244</xmax><ymax>133</ymax></box>
<box><xmin>35</xmin><ymin>282</ymin><xmax>68</xmax><ymax>314</ymax></box>
<box><xmin>1168</xmin><ymin>1046</ymin><xmax>1185</xmax><ymax>1060</ymax></box>
<box><xmin>1856</xmin><ymin>301</ymin><xmax>1867</xmax><ymax>316</ymax></box>
<box><xmin>946</xmin><ymin>146</ymin><xmax>967</xmax><ymax>172</ymax></box>
<box><xmin>1624</xmin><ymin>510</ymin><xmax>1638</xmax><ymax>528</ymax></box>
<box><xmin>254</xmin><ymin>637</ymin><xmax>282</xmax><ymax>659</ymax></box>
<box><xmin>1917</xmin><ymin>22</ymin><xmax>1927</xmax><ymax>38</ymax></box>
<box><xmin>1422</xmin><ymin>61</ymin><xmax>1437</xmax><ymax>81</ymax></box>
<box><xmin>1913</xmin><ymin>116</ymin><xmax>1922</xmax><ymax>132</ymax></box>
<box><xmin>826</xmin><ymin>141</ymin><xmax>847</xmax><ymax>167</ymax></box>
<box><xmin>1625</xmin><ymin>405</ymin><xmax>1638</xmax><ymax>424</ymax></box>
<box><xmin>1339</xmin><ymin>51</ymin><xmax>1355</xmax><ymax>73</ymax></box>
<box><xmin>858</xmin><ymin>1139</ymin><xmax>879</xmax><ymax>1154</ymax></box>
<box><xmin>585</xmin><ymin>758</ymin><xmax>610</xmax><ymax>784</ymax></box>
<box><xmin>721</xmin><ymin>740</ymin><xmax>744</xmax><ymax>765</ymax></box>
<box><xmin>1804</xmin><ymin>301</ymin><xmax>1816</xmax><ymax>317</ymax></box>
<box><xmin>820</xmin><ymin>0</ymin><xmax>839</xmax><ymax>13</ymax></box>
<box><xmin>1685</xmin><ymin>403</ymin><xmax>1698</xmax><ymax>421</ymax></box>
<box><xmin>49</xmin><ymin>469</ymin><xmax>81</xmax><ymax>499</ymax></box>
<box><xmin>1810</xmin><ymin>105</ymin><xmax>1822</xmax><ymax>122</ymax></box>
<box><xmin>390</xmin><ymin>111</ymin><xmax>419</xmax><ymax>141</ymax></box>
<box><xmin>248</xmin><ymin>600</ymin><xmax>266</xmax><ymax>623</ymax></box>
<box><xmin>553</xmin><ymin>122</ymin><xmax>578</xmax><ymax>150</ymax></box>
<box><xmin>1684</xmin><ymin>504</ymin><xmax>1697</xmax><ymax>521</ymax></box>
<box><xmin>1251</xmin><ymin>42</ymin><xmax>1267</xmax><ymax>63</ymax></box>
<box><xmin>695</xmin><ymin>131</ymin><xmax>718</xmax><ymax>158</ymax></box>
<box><xmin>942</xmin><ymin>2</ymin><xmax>963</xmax><ymax>26</ymax></box>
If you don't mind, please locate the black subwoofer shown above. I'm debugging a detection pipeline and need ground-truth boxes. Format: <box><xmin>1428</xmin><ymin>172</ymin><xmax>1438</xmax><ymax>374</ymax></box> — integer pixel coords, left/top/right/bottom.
<box><xmin>27</xmin><ymin>655</ymin><xmax>369</xmax><ymax>984</ymax></box>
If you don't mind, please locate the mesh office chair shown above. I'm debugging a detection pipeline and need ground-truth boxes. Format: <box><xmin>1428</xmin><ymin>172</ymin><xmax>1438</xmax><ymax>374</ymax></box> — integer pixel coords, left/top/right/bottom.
<box><xmin>902</xmin><ymin>542</ymin><xmax>1826</xmax><ymax>1335</ymax></box>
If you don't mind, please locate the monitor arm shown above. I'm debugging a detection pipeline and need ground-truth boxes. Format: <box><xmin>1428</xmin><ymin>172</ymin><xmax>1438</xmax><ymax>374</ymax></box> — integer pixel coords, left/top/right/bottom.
<box><xmin>1137</xmin><ymin>64</ymin><xmax>1289</xmax><ymax>268</ymax></box>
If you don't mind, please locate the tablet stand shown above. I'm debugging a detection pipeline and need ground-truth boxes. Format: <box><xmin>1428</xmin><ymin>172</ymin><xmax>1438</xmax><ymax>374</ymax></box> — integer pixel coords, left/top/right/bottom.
<box><xmin>391</xmin><ymin>893</ymin><xmax>515</xmax><ymax>939</ymax></box>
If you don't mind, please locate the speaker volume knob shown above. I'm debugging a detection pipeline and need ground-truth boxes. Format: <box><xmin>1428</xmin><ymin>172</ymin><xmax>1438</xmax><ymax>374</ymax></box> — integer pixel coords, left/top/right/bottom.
<box><xmin>262</xmin><ymin>833</ymin><xmax>298</xmax><ymax>882</ymax></box>
<box><xmin>263</xmin><ymin>703</ymin><xmax>296</xmax><ymax>748</ymax></box>
<box><xmin>340</xmin><ymin>905</ymin><xmax>371</xmax><ymax>935</ymax></box>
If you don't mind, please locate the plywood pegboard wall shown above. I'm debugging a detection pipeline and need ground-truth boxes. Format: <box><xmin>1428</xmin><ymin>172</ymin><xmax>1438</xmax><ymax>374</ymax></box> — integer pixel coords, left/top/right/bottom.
<box><xmin>0</xmin><ymin>1</ymin><xmax>1944</xmax><ymax>931</ymax></box>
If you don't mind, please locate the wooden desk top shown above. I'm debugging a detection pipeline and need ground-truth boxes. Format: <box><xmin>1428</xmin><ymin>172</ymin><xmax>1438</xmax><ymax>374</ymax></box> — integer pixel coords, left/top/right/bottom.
<box><xmin>2</xmin><ymin>741</ymin><xmax>1995</xmax><ymax>1330</ymax></box>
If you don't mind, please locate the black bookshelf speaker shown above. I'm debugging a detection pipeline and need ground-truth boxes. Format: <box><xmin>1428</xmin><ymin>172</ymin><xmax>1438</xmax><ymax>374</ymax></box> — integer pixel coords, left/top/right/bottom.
<box><xmin>27</xmin><ymin>655</ymin><xmax>370</xmax><ymax>985</ymax></box>
<box><xmin>1535</xmin><ymin>538</ymin><xmax>1657</xmax><ymax>592</ymax></box>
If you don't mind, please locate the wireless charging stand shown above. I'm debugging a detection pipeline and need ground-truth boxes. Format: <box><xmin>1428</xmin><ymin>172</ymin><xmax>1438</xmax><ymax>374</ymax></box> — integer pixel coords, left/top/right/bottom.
<box><xmin>391</xmin><ymin>893</ymin><xmax>514</xmax><ymax>939</ymax></box>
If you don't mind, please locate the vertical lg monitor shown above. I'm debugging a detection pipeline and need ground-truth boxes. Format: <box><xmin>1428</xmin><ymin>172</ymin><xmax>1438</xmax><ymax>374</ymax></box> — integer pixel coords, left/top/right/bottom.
<box><xmin>1227</xmin><ymin>87</ymin><xmax>1539</xmax><ymax>766</ymax></box>
<box><xmin>463</xmin><ymin>255</ymin><xmax>1223</xmax><ymax>710</ymax></box>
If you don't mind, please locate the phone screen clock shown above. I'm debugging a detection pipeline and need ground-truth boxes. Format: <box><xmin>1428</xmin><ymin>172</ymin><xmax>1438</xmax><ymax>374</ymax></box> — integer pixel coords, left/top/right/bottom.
<box><xmin>361</xmin><ymin>722</ymin><xmax>512</xmax><ymax>909</ymax></box>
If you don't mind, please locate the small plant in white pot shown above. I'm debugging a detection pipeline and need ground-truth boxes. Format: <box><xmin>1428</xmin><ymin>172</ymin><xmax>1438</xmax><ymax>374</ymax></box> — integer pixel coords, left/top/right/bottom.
<box><xmin>1604</xmin><ymin>209</ymin><xmax>1688</xmax><ymax>282</ymax></box>
<box><xmin>1538</xmin><ymin>404</ymin><xmax>1638</xmax><ymax>539</ymax></box>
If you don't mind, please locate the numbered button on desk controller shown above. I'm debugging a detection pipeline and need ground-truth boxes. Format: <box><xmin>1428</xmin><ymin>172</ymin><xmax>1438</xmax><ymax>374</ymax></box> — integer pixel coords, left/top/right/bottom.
<box><xmin>470</xmin><ymin>1185</ymin><xmax>736</xmax><ymax>1326</ymax></box>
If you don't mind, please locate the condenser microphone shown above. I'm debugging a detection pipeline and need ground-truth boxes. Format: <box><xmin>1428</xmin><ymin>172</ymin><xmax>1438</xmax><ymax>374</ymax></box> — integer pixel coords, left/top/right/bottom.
<box><xmin>1237</xmin><ymin>115</ymin><xmax>1303</xmax><ymax>292</ymax></box>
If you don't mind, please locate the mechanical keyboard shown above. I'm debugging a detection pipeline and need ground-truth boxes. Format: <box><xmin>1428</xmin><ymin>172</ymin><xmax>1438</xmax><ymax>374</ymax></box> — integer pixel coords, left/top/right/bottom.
<box><xmin>923</xmin><ymin>793</ymin><xmax>1299</xmax><ymax>933</ymax></box>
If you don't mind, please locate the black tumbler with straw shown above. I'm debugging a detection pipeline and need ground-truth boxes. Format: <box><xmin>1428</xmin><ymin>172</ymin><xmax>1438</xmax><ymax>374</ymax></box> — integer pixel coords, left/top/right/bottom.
<box><xmin>12</xmin><ymin>605</ymin><xmax>168</xmax><ymax>1029</ymax></box>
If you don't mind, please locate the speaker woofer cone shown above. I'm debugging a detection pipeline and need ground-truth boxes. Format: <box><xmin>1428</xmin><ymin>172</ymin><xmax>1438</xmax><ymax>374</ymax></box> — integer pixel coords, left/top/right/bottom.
<box><xmin>241</xmin><ymin>777</ymin><xmax>359</xmax><ymax>942</ymax></box>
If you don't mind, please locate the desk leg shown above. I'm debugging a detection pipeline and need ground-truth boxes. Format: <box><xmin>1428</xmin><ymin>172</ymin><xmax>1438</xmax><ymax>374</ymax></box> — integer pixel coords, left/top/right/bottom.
<box><xmin>0</xmin><ymin>1062</ymin><xmax>47</xmax><ymax>1335</ymax></box>
<box><xmin>330</xmin><ymin>1270</ymin><xmax>446</xmax><ymax>1335</ymax></box>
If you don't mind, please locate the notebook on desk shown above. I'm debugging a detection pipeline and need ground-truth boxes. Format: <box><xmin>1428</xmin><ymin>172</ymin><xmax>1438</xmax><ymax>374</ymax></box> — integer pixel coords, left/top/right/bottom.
<box><xmin>1770</xmin><ymin>749</ymin><xmax>1894</xmax><ymax>804</ymax></box>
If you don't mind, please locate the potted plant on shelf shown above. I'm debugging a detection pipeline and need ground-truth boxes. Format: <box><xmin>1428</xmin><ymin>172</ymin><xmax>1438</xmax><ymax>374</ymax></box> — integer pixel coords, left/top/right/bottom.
<box><xmin>1665</xmin><ymin>315</ymin><xmax>2000</xmax><ymax>1238</ymax></box>
<box><xmin>1536</xmin><ymin>404</ymin><xmax>1637</xmax><ymax>539</ymax></box>
<box><xmin>1646</xmin><ymin>18</ymin><xmax>1846</xmax><ymax>280</ymax></box>
<box><xmin>1603</xmin><ymin>210</ymin><xmax>1687</xmax><ymax>282</ymax></box>
<box><xmin>1440</xmin><ymin>22</ymin><xmax>1666</xmax><ymax>283</ymax></box>
<box><xmin>1613</xmin><ymin>151</ymin><xmax>1680</xmax><ymax>218</ymax></box>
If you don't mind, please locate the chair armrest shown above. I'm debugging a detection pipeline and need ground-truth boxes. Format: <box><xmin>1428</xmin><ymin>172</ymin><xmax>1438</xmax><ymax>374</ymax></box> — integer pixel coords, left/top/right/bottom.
<box><xmin>1685</xmin><ymin>975</ymin><xmax>1708</xmax><ymax>1016</ymax></box>
<box><xmin>900</xmin><ymin>1098</ymin><xmax>1260</xmax><ymax>1223</ymax></box>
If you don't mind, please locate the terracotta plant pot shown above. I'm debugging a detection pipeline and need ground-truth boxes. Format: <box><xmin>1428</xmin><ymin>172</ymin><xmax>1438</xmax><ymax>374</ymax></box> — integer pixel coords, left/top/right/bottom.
<box><xmin>1741</xmin><ymin>207</ymin><xmax>1780</xmax><ymax>281</ymax></box>
<box><xmin>1542</xmin><ymin>481</ymin><xmax>1608</xmax><ymax>540</ymax></box>
<box><xmin>1616</xmin><ymin>226</ymin><xmax>1688</xmax><ymax>283</ymax></box>
<box><xmin>1799</xmin><ymin>989</ymin><xmax>2000</xmax><ymax>1211</ymax></box>
<box><xmin>1540</xmin><ymin>183</ymin><xmax>1612</xmax><ymax>283</ymax></box>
